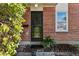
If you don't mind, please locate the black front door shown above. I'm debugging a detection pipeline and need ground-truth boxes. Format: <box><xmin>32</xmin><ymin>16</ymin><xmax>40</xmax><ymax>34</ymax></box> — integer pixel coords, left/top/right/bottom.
<box><xmin>31</xmin><ymin>11</ymin><xmax>43</xmax><ymax>41</ymax></box>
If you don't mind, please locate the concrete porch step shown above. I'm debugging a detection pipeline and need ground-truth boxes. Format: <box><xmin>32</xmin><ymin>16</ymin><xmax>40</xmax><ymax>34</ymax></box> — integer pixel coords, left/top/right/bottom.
<box><xmin>16</xmin><ymin>52</ymin><xmax>31</xmax><ymax>56</ymax></box>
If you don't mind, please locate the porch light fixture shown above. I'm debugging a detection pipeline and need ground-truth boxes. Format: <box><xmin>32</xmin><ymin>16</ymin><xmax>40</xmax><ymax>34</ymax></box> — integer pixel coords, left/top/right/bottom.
<box><xmin>35</xmin><ymin>4</ymin><xmax>38</xmax><ymax>7</ymax></box>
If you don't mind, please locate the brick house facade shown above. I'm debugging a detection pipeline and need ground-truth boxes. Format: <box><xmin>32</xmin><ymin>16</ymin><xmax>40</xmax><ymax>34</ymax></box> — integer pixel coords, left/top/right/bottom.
<box><xmin>21</xmin><ymin>3</ymin><xmax>79</xmax><ymax>45</ymax></box>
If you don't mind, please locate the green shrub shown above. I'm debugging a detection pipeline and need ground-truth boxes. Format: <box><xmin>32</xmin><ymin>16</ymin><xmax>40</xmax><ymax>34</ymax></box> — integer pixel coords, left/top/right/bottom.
<box><xmin>42</xmin><ymin>36</ymin><xmax>56</xmax><ymax>49</ymax></box>
<box><xmin>0</xmin><ymin>3</ymin><xmax>26</xmax><ymax>56</ymax></box>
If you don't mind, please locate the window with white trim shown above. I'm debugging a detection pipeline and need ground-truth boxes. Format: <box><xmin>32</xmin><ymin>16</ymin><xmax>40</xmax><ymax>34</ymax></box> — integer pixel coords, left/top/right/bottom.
<box><xmin>55</xmin><ymin>3</ymin><xmax>68</xmax><ymax>32</ymax></box>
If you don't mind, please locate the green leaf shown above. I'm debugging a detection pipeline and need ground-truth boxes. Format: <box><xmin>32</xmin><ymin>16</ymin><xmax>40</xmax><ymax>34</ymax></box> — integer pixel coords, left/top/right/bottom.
<box><xmin>1</xmin><ymin>24</ymin><xmax>9</xmax><ymax>32</ymax></box>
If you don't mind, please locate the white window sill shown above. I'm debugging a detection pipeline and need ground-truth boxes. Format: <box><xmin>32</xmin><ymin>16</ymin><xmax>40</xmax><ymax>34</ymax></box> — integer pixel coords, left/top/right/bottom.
<box><xmin>55</xmin><ymin>30</ymin><xmax>68</xmax><ymax>32</ymax></box>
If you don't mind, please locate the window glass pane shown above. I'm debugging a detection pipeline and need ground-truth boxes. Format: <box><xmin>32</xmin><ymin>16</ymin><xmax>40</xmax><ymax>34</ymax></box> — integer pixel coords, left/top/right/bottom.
<box><xmin>57</xmin><ymin>12</ymin><xmax>66</xmax><ymax>23</ymax></box>
<box><xmin>57</xmin><ymin>23</ymin><xmax>66</xmax><ymax>30</ymax></box>
<box><xmin>56</xmin><ymin>12</ymin><xmax>68</xmax><ymax>31</ymax></box>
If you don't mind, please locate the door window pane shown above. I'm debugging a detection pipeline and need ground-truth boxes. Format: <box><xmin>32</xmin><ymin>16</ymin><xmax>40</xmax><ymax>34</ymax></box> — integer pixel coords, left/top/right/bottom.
<box><xmin>31</xmin><ymin>11</ymin><xmax>43</xmax><ymax>41</ymax></box>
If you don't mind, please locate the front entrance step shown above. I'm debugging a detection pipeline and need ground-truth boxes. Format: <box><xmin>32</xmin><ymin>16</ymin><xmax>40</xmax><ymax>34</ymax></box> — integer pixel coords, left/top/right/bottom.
<box><xmin>16</xmin><ymin>52</ymin><xmax>31</xmax><ymax>56</ymax></box>
<box><xmin>33</xmin><ymin>52</ymin><xmax>55</xmax><ymax>56</ymax></box>
<box><xmin>16</xmin><ymin>52</ymin><xmax>55</xmax><ymax>56</ymax></box>
<box><xmin>19</xmin><ymin>41</ymin><xmax>42</xmax><ymax>45</ymax></box>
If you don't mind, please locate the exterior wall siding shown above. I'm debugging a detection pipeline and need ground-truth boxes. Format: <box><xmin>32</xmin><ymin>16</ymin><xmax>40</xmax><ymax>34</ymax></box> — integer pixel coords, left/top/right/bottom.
<box><xmin>43</xmin><ymin>4</ymin><xmax>79</xmax><ymax>41</ymax></box>
<box><xmin>21</xmin><ymin>7</ymin><xmax>31</xmax><ymax>41</ymax></box>
<box><xmin>43</xmin><ymin>7</ymin><xmax>55</xmax><ymax>38</ymax></box>
<box><xmin>22</xmin><ymin>4</ymin><xmax>79</xmax><ymax>43</ymax></box>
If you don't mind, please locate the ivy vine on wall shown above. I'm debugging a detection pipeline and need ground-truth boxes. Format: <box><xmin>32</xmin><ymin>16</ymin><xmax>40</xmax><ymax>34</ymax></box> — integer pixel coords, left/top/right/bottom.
<box><xmin>0</xmin><ymin>3</ymin><xmax>26</xmax><ymax>56</ymax></box>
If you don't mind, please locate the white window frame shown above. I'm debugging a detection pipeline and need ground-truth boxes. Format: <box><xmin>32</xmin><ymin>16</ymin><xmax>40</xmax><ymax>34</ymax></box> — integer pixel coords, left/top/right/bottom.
<box><xmin>55</xmin><ymin>3</ymin><xmax>68</xmax><ymax>32</ymax></box>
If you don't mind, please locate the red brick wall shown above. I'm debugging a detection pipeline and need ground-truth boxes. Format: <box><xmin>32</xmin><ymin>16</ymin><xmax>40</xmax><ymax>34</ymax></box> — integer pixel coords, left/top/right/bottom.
<box><xmin>21</xmin><ymin>7</ymin><xmax>31</xmax><ymax>41</ymax></box>
<box><xmin>43</xmin><ymin>4</ymin><xmax>79</xmax><ymax>41</ymax></box>
<box><xmin>43</xmin><ymin>7</ymin><xmax>55</xmax><ymax>38</ymax></box>
<box><xmin>68</xmin><ymin>3</ymin><xmax>79</xmax><ymax>40</ymax></box>
<box><xmin>22</xmin><ymin>4</ymin><xmax>79</xmax><ymax>42</ymax></box>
